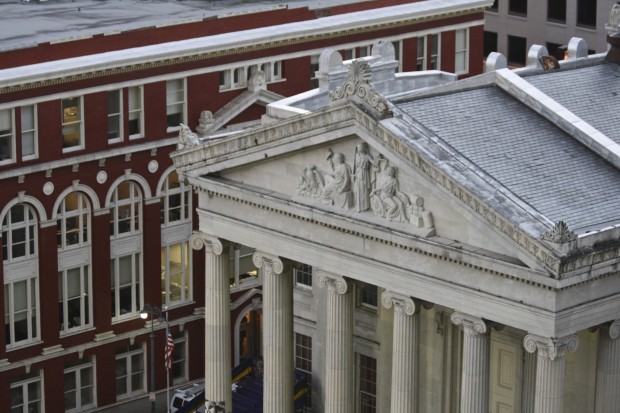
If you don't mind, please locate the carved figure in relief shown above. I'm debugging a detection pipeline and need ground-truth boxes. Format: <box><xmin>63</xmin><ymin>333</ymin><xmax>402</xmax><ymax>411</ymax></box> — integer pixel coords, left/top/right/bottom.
<box><xmin>297</xmin><ymin>165</ymin><xmax>324</xmax><ymax>198</ymax></box>
<box><xmin>370</xmin><ymin>166</ymin><xmax>411</xmax><ymax>222</ymax></box>
<box><xmin>321</xmin><ymin>151</ymin><xmax>354</xmax><ymax>208</ymax></box>
<box><xmin>177</xmin><ymin>123</ymin><xmax>199</xmax><ymax>149</ymax></box>
<box><xmin>353</xmin><ymin>142</ymin><xmax>379</xmax><ymax>212</ymax></box>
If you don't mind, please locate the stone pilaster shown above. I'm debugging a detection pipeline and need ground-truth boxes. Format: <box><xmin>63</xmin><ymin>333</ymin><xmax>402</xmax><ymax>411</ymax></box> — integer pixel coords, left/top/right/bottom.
<box><xmin>382</xmin><ymin>291</ymin><xmax>418</xmax><ymax>413</ymax></box>
<box><xmin>450</xmin><ymin>312</ymin><xmax>489</xmax><ymax>413</ymax></box>
<box><xmin>253</xmin><ymin>252</ymin><xmax>292</xmax><ymax>413</ymax></box>
<box><xmin>523</xmin><ymin>334</ymin><xmax>579</xmax><ymax>413</ymax></box>
<box><xmin>190</xmin><ymin>232</ymin><xmax>231</xmax><ymax>411</ymax></box>
<box><xmin>595</xmin><ymin>320</ymin><xmax>620</xmax><ymax>413</ymax></box>
<box><xmin>317</xmin><ymin>271</ymin><xmax>353</xmax><ymax>413</ymax></box>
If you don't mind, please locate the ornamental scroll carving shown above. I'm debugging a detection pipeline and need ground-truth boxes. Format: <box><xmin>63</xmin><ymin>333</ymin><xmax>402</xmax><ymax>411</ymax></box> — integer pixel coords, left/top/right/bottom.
<box><xmin>296</xmin><ymin>144</ymin><xmax>434</xmax><ymax>230</ymax></box>
<box><xmin>450</xmin><ymin>312</ymin><xmax>488</xmax><ymax>336</ymax></box>
<box><xmin>381</xmin><ymin>291</ymin><xmax>416</xmax><ymax>316</ymax></box>
<box><xmin>189</xmin><ymin>232</ymin><xmax>223</xmax><ymax>255</ymax></box>
<box><xmin>523</xmin><ymin>334</ymin><xmax>579</xmax><ymax>361</ymax></box>
<box><xmin>252</xmin><ymin>252</ymin><xmax>284</xmax><ymax>276</ymax></box>
<box><xmin>329</xmin><ymin>60</ymin><xmax>391</xmax><ymax>116</ymax></box>
<box><xmin>316</xmin><ymin>271</ymin><xmax>348</xmax><ymax>295</ymax></box>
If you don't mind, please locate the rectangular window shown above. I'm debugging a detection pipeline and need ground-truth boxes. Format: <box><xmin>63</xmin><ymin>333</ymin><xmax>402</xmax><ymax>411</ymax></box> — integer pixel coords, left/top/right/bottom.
<box><xmin>547</xmin><ymin>0</ymin><xmax>566</xmax><ymax>23</ymax></box>
<box><xmin>166</xmin><ymin>79</ymin><xmax>185</xmax><ymax>129</ymax></box>
<box><xmin>111</xmin><ymin>253</ymin><xmax>141</xmax><ymax>320</ymax></box>
<box><xmin>271</xmin><ymin>61</ymin><xmax>283</xmax><ymax>81</ymax></box>
<box><xmin>128</xmin><ymin>86</ymin><xmax>143</xmax><ymax>138</ymax></box>
<box><xmin>107</xmin><ymin>90</ymin><xmax>122</xmax><ymax>142</ymax></box>
<box><xmin>115</xmin><ymin>344</ymin><xmax>145</xmax><ymax>398</ymax></box>
<box><xmin>294</xmin><ymin>263</ymin><xmax>312</xmax><ymax>289</ymax></box>
<box><xmin>359</xmin><ymin>283</ymin><xmax>378</xmax><ymax>310</ymax></box>
<box><xmin>577</xmin><ymin>0</ymin><xmax>596</xmax><ymax>28</ymax></box>
<box><xmin>455</xmin><ymin>29</ymin><xmax>469</xmax><ymax>74</ymax></box>
<box><xmin>295</xmin><ymin>333</ymin><xmax>312</xmax><ymax>407</ymax></box>
<box><xmin>161</xmin><ymin>242</ymin><xmax>191</xmax><ymax>305</ymax></box>
<box><xmin>358</xmin><ymin>354</ymin><xmax>377</xmax><ymax>413</ymax></box>
<box><xmin>229</xmin><ymin>245</ymin><xmax>258</xmax><ymax>288</ymax></box>
<box><xmin>59</xmin><ymin>266</ymin><xmax>91</xmax><ymax>333</ymax></box>
<box><xmin>358</xmin><ymin>45</ymin><xmax>371</xmax><ymax>58</ymax></box>
<box><xmin>392</xmin><ymin>40</ymin><xmax>402</xmax><ymax>72</ymax></box>
<box><xmin>484</xmin><ymin>31</ymin><xmax>498</xmax><ymax>58</ymax></box>
<box><xmin>507</xmin><ymin>35</ymin><xmax>528</xmax><ymax>66</ymax></box>
<box><xmin>233</xmin><ymin>67</ymin><xmax>245</xmax><ymax>88</ymax></box>
<box><xmin>429</xmin><ymin>34</ymin><xmax>440</xmax><ymax>70</ymax></box>
<box><xmin>62</xmin><ymin>97</ymin><xmax>83</xmax><ymax>150</ymax></box>
<box><xmin>416</xmin><ymin>37</ymin><xmax>426</xmax><ymax>71</ymax></box>
<box><xmin>4</xmin><ymin>277</ymin><xmax>38</xmax><ymax>347</ymax></box>
<box><xmin>20</xmin><ymin>105</ymin><xmax>37</xmax><ymax>160</ymax></box>
<box><xmin>417</xmin><ymin>35</ymin><xmax>440</xmax><ymax>71</ymax></box>
<box><xmin>310</xmin><ymin>55</ymin><xmax>320</xmax><ymax>89</ymax></box>
<box><xmin>172</xmin><ymin>333</ymin><xmax>187</xmax><ymax>384</ymax></box>
<box><xmin>509</xmin><ymin>0</ymin><xmax>527</xmax><ymax>16</ymax></box>
<box><xmin>64</xmin><ymin>358</ymin><xmax>95</xmax><ymax>412</ymax></box>
<box><xmin>10</xmin><ymin>372</ymin><xmax>43</xmax><ymax>413</ymax></box>
<box><xmin>0</xmin><ymin>108</ymin><xmax>15</xmax><ymax>163</ymax></box>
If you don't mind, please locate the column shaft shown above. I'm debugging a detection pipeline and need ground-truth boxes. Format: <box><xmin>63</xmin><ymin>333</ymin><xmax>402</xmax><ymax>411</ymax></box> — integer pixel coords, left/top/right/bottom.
<box><xmin>319</xmin><ymin>272</ymin><xmax>353</xmax><ymax>413</ymax></box>
<box><xmin>594</xmin><ymin>321</ymin><xmax>620</xmax><ymax>413</ymax></box>
<box><xmin>450</xmin><ymin>312</ymin><xmax>489</xmax><ymax>413</ymax></box>
<box><xmin>254</xmin><ymin>252</ymin><xmax>293</xmax><ymax>413</ymax></box>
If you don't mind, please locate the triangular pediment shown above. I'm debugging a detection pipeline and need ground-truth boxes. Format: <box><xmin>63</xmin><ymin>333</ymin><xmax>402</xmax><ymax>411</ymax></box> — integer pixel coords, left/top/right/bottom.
<box><xmin>175</xmin><ymin>100</ymin><xmax>564</xmax><ymax>275</ymax></box>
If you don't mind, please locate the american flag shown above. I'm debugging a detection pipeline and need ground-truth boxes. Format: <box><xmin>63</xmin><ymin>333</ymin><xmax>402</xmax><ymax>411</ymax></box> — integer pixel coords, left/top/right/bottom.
<box><xmin>164</xmin><ymin>327</ymin><xmax>174</xmax><ymax>370</ymax></box>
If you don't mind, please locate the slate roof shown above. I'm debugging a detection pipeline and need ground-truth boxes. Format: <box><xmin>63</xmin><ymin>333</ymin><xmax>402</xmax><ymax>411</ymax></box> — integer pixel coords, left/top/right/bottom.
<box><xmin>395</xmin><ymin>77</ymin><xmax>620</xmax><ymax>234</ymax></box>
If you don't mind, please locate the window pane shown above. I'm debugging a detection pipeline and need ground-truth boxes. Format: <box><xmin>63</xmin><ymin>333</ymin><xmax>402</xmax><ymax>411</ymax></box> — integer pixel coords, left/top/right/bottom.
<box><xmin>548</xmin><ymin>0</ymin><xmax>566</xmax><ymax>22</ymax></box>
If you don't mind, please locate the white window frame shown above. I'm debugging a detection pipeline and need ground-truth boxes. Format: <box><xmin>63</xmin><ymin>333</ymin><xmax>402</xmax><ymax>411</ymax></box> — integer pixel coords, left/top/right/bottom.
<box><xmin>59</xmin><ymin>265</ymin><xmax>92</xmax><ymax>334</ymax></box>
<box><xmin>357</xmin><ymin>353</ymin><xmax>377</xmax><ymax>413</ymax></box>
<box><xmin>109</xmin><ymin>181</ymin><xmax>142</xmax><ymax>238</ymax></box>
<box><xmin>64</xmin><ymin>358</ymin><xmax>96</xmax><ymax>412</ymax></box>
<box><xmin>295</xmin><ymin>332</ymin><xmax>313</xmax><ymax>408</ymax></box>
<box><xmin>357</xmin><ymin>283</ymin><xmax>378</xmax><ymax>311</ymax></box>
<box><xmin>294</xmin><ymin>263</ymin><xmax>312</xmax><ymax>290</ymax></box>
<box><xmin>20</xmin><ymin>104</ymin><xmax>37</xmax><ymax>161</ymax></box>
<box><xmin>269</xmin><ymin>61</ymin><xmax>283</xmax><ymax>81</ymax></box>
<box><xmin>110</xmin><ymin>252</ymin><xmax>142</xmax><ymax>321</ymax></box>
<box><xmin>3</xmin><ymin>204</ymin><xmax>37</xmax><ymax>262</ymax></box>
<box><xmin>0</xmin><ymin>107</ymin><xmax>16</xmax><ymax>164</ymax></box>
<box><xmin>429</xmin><ymin>33</ymin><xmax>440</xmax><ymax>70</ymax></box>
<box><xmin>171</xmin><ymin>332</ymin><xmax>188</xmax><ymax>384</ymax></box>
<box><xmin>416</xmin><ymin>36</ymin><xmax>427</xmax><ymax>71</ymax></box>
<box><xmin>107</xmin><ymin>89</ymin><xmax>123</xmax><ymax>143</ymax></box>
<box><xmin>166</xmin><ymin>79</ymin><xmax>186</xmax><ymax>131</ymax></box>
<box><xmin>392</xmin><ymin>40</ymin><xmax>403</xmax><ymax>72</ymax></box>
<box><xmin>228</xmin><ymin>244</ymin><xmax>259</xmax><ymax>290</ymax></box>
<box><xmin>161</xmin><ymin>241</ymin><xmax>191</xmax><ymax>306</ymax></box>
<box><xmin>10</xmin><ymin>372</ymin><xmax>43</xmax><ymax>413</ymax></box>
<box><xmin>62</xmin><ymin>96</ymin><xmax>84</xmax><ymax>152</ymax></box>
<box><xmin>4</xmin><ymin>276</ymin><xmax>39</xmax><ymax>348</ymax></box>
<box><xmin>160</xmin><ymin>171</ymin><xmax>191</xmax><ymax>226</ymax></box>
<box><xmin>115</xmin><ymin>344</ymin><xmax>146</xmax><ymax>399</ymax></box>
<box><xmin>128</xmin><ymin>86</ymin><xmax>144</xmax><ymax>139</ymax></box>
<box><xmin>57</xmin><ymin>192</ymin><xmax>90</xmax><ymax>249</ymax></box>
<box><xmin>455</xmin><ymin>29</ymin><xmax>469</xmax><ymax>75</ymax></box>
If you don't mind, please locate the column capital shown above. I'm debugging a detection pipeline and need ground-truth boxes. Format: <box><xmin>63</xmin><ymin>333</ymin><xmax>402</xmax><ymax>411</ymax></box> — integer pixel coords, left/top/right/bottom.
<box><xmin>316</xmin><ymin>271</ymin><xmax>348</xmax><ymax>295</ymax></box>
<box><xmin>189</xmin><ymin>231</ymin><xmax>223</xmax><ymax>255</ymax></box>
<box><xmin>381</xmin><ymin>290</ymin><xmax>416</xmax><ymax>316</ymax></box>
<box><xmin>523</xmin><ymin>334</ymin><xmax>579</xmax><ymax>361</ymax></box>
<box><xmin>252</xmin><ymin>251</ymin><xmax>284</xmax><ymax>275</ymax></box>
<box><xmin>601</xmin><ymin>319</ymin><xmax>620</xmax><ymax>340</ymax></box>
<box><xmin>450</xmin><ymin>312</ymin><xmax>488</xmax><ymax>336</ymax></box>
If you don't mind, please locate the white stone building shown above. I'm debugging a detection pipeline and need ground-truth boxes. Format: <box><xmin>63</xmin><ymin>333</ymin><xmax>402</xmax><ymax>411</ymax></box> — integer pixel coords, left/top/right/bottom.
<box><xmin>172</xmin><ymin>32</ymin><xmax>620</xmax><ymax>413</ymax></box>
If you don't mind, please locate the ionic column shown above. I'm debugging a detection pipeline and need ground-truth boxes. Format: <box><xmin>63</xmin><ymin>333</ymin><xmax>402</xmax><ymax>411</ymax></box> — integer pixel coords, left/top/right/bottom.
<box><xmin>450</xmin><ymin>312</ymin><xmax>489</xmax><ymax>413</ymax></box>
<box><xmin>523</xmin><ymin>334</ymin><xmax>579</xmax><ymax>413</ymax></box>
<box><xmin>190</xmin><ymin>232</ymin><xmax>231</xmax><ymax>411</ymax></box>
<box><xmin>317</xmin><ymin>271</ymin><xmax>353</xmax><ymax>413</ymax></box>
<box><xmin>522</xmin><ymin>349</ymin><xmax>537</xmax><ymax>413</ymax></box>
<box><xmin>595</xmin><ymin>320</ymin><xmax>620</xmax><ymax>413</ymax></box>
<box><xmin>253</xmin><ymin>252</ymin><xmax>292</xmax><ymax>413</ymax></box>
<box><xmin>382</xmin><ymin>291</ymin><xmax>418</xmax><ymax>413</ymax></box>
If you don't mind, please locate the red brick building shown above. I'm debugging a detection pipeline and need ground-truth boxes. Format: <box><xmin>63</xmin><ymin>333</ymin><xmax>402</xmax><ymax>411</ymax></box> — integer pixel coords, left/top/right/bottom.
<box><xmin>0</xmin><ymin>0</ymin><xmax>491</xmax><ymax>410</ymax></box>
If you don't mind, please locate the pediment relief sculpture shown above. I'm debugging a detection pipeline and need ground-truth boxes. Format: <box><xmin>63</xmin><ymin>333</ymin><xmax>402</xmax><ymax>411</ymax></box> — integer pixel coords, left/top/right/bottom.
<box><xmin>296</xmin><ymin>143</ymin><xmax>434</xmax><ymax>231</ymax></box>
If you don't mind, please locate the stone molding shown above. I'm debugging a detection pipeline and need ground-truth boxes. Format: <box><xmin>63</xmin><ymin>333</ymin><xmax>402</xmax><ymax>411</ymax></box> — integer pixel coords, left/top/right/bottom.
<box><xmin>329</xmin><ymin>61</ymin><xmax>391</xmax><ymax>116</ymax></box>
<box><xmin>450</xmin><ymin>312</ymin><xmax>488</xmax><ymax>336</ymax></box>
<box><xmin>189</xmin><ymin>231</ymin><xmax>223</xmax><ymax>255</ymax></box>
<box><xmin>523</xmin><ymin>334</ymin><xmax>579</xmax><ymax>361</ymax></box>
<box><xmin>252</xmin><ymin>251</ymin><xmax>284</xmax><ymax>276</ymax></box>
<box><xmin>381</xmin><ymin>290</ymin><xmax>416</xmax><ymax>316</ymax></box>
<box><xmin>604</xmin><ymin>319</ymin><xmax>620</xmax><ymax>340</ymax></box>
<box><xmin>316</xmin><ymin>270</ymin><xmax>348</xmax><ymax>294</ymax></box>
<box><xmin>540</xmin><ymin>221</ymin><xmax>577</xmax><ymax>244</ymax></box>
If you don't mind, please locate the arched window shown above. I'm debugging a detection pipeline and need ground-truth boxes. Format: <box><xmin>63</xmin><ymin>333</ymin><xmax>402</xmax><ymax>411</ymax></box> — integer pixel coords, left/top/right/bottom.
<box><xmin>160</xmin><ymin>171</ymin><xmax>190</xmax><ymax>225</ymax></box>
<box><xmin>2</xmin><ymin>203</ymin><xmax>39</xmax><ymax>346</ymax></box>
<box><xmin>109</xmin><ymin>181</ymin><xmax>143</xmax><ymax>320</ymax></box>
<box><xmin>57</xmin><ymin>192</ymin><xmax>90</xmax><ymax>248</ymax></box>
<box><xmin>110</xmin><ymin>181</ymin><xmax>142</xmax><ymax>237</ymax></box>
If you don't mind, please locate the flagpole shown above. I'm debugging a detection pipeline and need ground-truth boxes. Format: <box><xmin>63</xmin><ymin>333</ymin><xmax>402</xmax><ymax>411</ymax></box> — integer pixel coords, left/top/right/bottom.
<box><xmin>166</xmin><ymin>310</ymin><xmax>170</xmax><ymax>413</ymax></box>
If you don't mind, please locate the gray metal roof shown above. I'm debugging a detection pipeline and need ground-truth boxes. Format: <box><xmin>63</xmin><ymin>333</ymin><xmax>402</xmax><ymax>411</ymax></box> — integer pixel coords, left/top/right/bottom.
<box><xmin>396</xmin><ymin>84</ymin><xmax>620</xmax><ymax>233</ymax></box>
<box><xmin>525</xmin><ymin>63</ymin><xmax>620</xmax><ymax>146</ymax></box>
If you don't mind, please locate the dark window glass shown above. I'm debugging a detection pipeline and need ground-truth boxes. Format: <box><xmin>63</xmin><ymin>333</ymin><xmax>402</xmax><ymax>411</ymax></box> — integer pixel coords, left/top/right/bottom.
<box><xmin>509</xmin><ymin>0</ymin><xmax>527</xmax><ymax>16</ymax></box>
<box><xmin>484</xmin><ymin>31</ymin><xmax>498</xmax><ymax>57</ymax></box>
<box><xmin>577</xmin><ymin>0</ymin><xmax>596</xmax><ymax>28</ymax></box>
<box><xmin>547</xmin><ymin>0</ymin><xmax>566</xmax><ymax>23</ymax></box>
<box><xmin>488</xmin><ymin>0</ymin><xmax>498</xmax><ymax>11</ymax></box>
<box><xmin>507</xmin><ymin>35</ymin><xmax>527</xmax><ymax>66</ymax></box>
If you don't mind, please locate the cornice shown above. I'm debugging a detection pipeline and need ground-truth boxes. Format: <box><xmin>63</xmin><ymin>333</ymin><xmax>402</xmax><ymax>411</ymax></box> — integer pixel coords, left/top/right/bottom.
<box><xmin>0</xmin><ymin>7</ymin><xmax>483</xmax><ymax>95</ymax></box>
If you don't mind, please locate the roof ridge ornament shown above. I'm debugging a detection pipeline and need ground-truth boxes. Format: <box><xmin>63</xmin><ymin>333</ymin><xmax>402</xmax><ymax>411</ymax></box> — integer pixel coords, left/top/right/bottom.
<box><xmin>540</xmin><ymin>220</ymin><xmax>577</xmax><ymax>243</ymax></box>
<box><xmin>329</xmin><ymin>60</ymin><xmax>391</xmax><ymax>116</ymax></box>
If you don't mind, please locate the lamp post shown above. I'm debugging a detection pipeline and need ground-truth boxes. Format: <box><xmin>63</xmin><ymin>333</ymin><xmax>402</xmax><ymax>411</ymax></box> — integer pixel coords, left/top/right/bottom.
<box><xmin>140</xmin><ymin>303</ymin><xmax>163</xmax><ymax>413</ymax></box>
